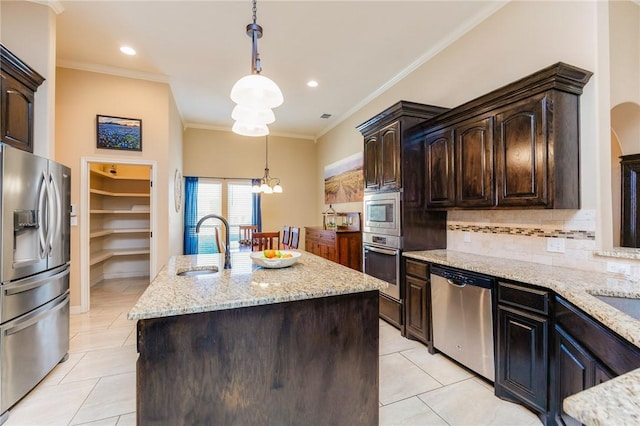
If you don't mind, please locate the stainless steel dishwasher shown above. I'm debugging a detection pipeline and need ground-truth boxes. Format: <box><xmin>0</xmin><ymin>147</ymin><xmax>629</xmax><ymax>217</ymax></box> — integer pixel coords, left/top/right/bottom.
<box><xmin>430</xmin><ymin>265</ymin><xmax>495</xmax><ymax>381</ymax></box>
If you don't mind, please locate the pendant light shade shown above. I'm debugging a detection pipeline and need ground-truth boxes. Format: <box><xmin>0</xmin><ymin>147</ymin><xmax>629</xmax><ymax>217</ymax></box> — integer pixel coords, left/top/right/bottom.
<box><xmin>230</xmin><ymin>74</ymin><xmax>283</xmax><ymax>109</ymax></box>
<box><xmin>232</xmin><ymin>104</ymin><xmax>275</xmax><ymax>125</ymax></box>
<box><xmin>232</xmin><ymin>121</ymin><xmax>269</xmax><ymax>137</ymax></box>
<box><xmin>231</xmin><ymin>0</ymin><xmax>283</xmax><ymax>136</ymax></box>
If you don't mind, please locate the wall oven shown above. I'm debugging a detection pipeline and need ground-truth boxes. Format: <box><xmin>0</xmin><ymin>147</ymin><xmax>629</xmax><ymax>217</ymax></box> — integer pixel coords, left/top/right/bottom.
<box><xmin>363</xmin><ymin>233</ymin><xmax>400</xmax><ymax>300</ymax></box>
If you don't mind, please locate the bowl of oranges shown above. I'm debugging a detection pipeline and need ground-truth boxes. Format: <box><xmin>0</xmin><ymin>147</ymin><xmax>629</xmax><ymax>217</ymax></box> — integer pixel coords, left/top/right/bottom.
<box><xmin>250</xmin><ymin>250</ymin><xmax>301</xmax><ymax>269</ymax></box>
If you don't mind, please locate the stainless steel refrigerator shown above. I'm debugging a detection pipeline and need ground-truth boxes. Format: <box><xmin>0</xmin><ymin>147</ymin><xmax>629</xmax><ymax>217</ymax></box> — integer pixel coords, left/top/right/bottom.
<box><xmin>0</xmin><ymin>143</ymin><xmax>70</xmax><ymax>421</ymax></box>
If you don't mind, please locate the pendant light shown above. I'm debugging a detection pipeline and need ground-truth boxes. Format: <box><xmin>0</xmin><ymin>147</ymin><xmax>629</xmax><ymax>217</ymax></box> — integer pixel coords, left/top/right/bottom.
<box><xmin>252</xmin><ymin>136</ymin><xmax>283</xmax><ymax>194</ymax></box>
<box><xmin>231</xmin><ymin>0</ymin><xmax>283</xmax><ymax>137</ymax></box>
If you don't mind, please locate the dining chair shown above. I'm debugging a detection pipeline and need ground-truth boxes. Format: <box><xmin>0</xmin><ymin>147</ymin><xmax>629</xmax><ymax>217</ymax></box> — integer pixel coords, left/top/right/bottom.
<box><xmin>252</xmin><ymin>231</ymin><xmax>280</xmax><ymax>251</ymax></box>
<box><xmin>289</xmin><ymin>227</ymin><xmax>300</xmax><ymax>249</ymax></box>
<box><xmin>282</xmin><ymin>226</ymin><xmax>291</xmax><ymax>249</ymax></box>
<box><xmin>239</xmin><ymin>225</ymin><xmax>258</xmax><ymax>246</ymax></box>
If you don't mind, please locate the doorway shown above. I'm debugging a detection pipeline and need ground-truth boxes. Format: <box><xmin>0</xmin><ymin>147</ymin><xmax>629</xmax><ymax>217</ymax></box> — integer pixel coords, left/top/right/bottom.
<box><xmin>80</xmin><ymin>157</ymin><xmax>157</xmax><ymax>312</ymax></box>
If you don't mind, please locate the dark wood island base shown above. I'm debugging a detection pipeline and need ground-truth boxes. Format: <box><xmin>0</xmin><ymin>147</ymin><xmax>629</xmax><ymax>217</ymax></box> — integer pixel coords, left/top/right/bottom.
<box><xmin>136</xmin><ymin>291</ymin><xmax>380</xmax><ymax>425</ymax></box>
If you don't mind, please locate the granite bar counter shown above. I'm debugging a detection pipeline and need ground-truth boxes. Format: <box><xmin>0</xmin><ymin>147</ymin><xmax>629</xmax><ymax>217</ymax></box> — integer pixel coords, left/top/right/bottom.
<box><xmin>128</xmin><ymin>251</ymin><xmax>387</xmax><ymax>425</ymax></box>
<box><xmin>404</xmin><ymin>249</ymin><xmax>640</xmax><ymax>426</ymax></box>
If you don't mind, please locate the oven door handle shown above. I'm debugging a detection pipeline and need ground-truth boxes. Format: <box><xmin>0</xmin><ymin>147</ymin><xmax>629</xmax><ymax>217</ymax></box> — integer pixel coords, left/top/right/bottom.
<box><xmin>364</xmin><ymin>246</ymin><xmax>398</xmax><ymax>256</ymax></box>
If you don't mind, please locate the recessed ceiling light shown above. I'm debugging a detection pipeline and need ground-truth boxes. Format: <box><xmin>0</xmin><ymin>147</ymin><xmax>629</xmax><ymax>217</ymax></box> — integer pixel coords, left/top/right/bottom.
<box><xmin>307</xmin><ymin>80</ymin><xmax>318</xmax><ymax>88</ymax></box>
<box><xmin>120</xmin><ymin>46</ymin><xmax>136</xmax><ymax>56</ymax></box>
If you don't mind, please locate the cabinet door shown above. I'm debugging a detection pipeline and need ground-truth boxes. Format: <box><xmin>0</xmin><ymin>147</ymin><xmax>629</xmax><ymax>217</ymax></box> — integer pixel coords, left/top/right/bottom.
<box><xmin>1</xmin><ymin>73</ymin><xmax>35</xmax><ymax>153</ymax></box>
<box><xmin>455</xmin><ymin>117</ymin><xmax>495</xmax><ymax>207</ymax></box>
<box><xmin>363</xmin><ymin>135</ymin><xmax>379</xmax><ymax>191</ymax></box>
<box><xmin>496</xmin><ymin>306</ymin><xmax>548</xmax><ymax>413</ymax></box>
<box><xmin>379</xmin><ymin>121</ymin><xmax>401</xmax><ymax>190</ymax></box>
<box><xmin>495</xmin><ymin>96</ymin><xmax>548</xmax><ymax>207</ymax></box>
<box><xmin>425</xmin><ymin>128</ymin><xmax>455</xmax><ymax>208</ymax></box>
<box><xmin>553</xmin><ymin>325</ymin><xmax>595</xmax><ymax>426</ymax></box>
<box><xmin>403</xmin><ymin>137</ymin><xmax>425</xmax><ymax>208</ymax></box>
<box><xmin>621</xmin><ymin>155</ymin><xmax>640</xmax><ymax>248</ymax></box>
<box><xmin>405</xmin><ymin>275</ymin><xmax>429</xmax><ymax>343</ymax></box>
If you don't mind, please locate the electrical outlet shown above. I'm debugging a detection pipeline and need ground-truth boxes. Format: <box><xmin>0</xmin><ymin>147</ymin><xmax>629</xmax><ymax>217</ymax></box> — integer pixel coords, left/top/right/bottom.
<box><xmin>607</xmin><ymin>262</ymin><xmax>631</xmax><ymax>275</ymax></box>
<box><xmin>463</xmin><ymin>232</ymin><xmax>471</xmax><ymax>243</ymax></box>
<box><xmin>546</xmin><ymin>238</ymin><xmax>565</xmax><ymax>253</ymax></box>
<box><xmin>70</xmin><ymin>217</ymin><xmax>78</xmax><ymax>226</ymax></box>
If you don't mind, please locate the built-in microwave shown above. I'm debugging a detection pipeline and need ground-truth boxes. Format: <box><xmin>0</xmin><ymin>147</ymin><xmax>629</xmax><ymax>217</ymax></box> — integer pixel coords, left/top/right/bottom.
<box><xmin>363</xmin><ymin>191</ymin><xmax>400</xmax><ymax>236</ymax></box>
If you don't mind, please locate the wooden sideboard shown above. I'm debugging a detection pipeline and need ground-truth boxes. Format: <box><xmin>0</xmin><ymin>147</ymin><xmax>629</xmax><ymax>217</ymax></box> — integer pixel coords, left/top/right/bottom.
<box><xmin>305</xmin><ymin>227</ymin><xmax>362</xmax><ymax>271</ymax></box>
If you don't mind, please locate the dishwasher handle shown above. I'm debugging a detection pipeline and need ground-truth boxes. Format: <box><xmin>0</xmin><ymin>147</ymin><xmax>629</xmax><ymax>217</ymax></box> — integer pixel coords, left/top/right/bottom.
<box><xmin>431</xmin><ymin>265</ymin><xmax>493</xmax><ymax>289</ymax></box>
<box><xmin>446</xmin><ymin>278</ymin><xmax>466</xmax><ymax>288</ymax></box>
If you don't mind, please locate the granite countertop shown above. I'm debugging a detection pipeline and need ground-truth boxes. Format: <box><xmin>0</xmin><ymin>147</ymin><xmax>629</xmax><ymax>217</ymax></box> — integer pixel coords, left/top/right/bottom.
<box><xmin>404</xmin><ymin>249</ymin><xmax>640</xmax><ymax>426</ymax></box>
<box><xmin>128</xmin><ymin>250</ymin><xmax>387</xmax><ymax>321</ymax></box>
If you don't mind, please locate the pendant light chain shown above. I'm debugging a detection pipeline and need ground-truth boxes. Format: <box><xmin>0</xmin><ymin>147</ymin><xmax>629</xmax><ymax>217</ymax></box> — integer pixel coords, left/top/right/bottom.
<box><xmin>230</xmin><ymin>0</ymin><xmax>284</xmax><ymax>137</ymax></box>
<box><xmin>252</xmin><ymin>0</ymin><xmax>257</xmax><ymax>24</ymax></box>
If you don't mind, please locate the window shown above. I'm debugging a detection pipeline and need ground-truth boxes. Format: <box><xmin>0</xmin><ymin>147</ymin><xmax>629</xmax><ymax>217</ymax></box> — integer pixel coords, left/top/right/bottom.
<box><xmin>185</xmin><ymin>178</ymin><xmax>255</xmax><ymax>254</ymax></box>
<box><xmin>195</xmin><ymin>180</ymin><xmax>222</xmax><ymax>253</ymax></box>
<box><xmin>227</xmin><ymin>182</ymin><xmax>254</xmax><ymax>246</ymax></box>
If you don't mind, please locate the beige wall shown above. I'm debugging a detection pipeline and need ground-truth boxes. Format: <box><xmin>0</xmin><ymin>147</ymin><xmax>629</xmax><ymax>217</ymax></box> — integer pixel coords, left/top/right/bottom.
<box><xmin>56</xmin><ymin>67</ymin><xmax>174</xmax><ymax>309</ymax></box>
<box><xmin>183</xmin><ymin>128</ymin><xmax>317</xmax><ymax>248</ymax></box>
<box><xmin>168</xmin><ymin>91</ymin><xmax>184</xmax><ymax>257</ymax></box>
<box><xmin>316</xmin><ymin>1</ymin><xmax>640</xmax><ymax>275</ymax></box>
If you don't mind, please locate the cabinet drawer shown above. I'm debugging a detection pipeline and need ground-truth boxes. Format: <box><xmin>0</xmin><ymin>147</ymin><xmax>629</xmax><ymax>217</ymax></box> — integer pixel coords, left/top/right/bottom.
<box><xmin>405</xmin><ymin>260</ymin><xmax>428</xmax><ymax>278</ymax></box>
<box><xmin>498</xmin><ymin>282</ymin><xmax>548</xmax><ymax>315</ymax></box>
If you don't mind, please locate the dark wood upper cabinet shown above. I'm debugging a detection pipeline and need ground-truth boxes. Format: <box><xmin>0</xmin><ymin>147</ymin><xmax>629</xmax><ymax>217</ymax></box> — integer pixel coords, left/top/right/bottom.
<box><xmin>456</xmin><ymin>116</ymin><xmax>494</xmax><ymax>207</ymax></box>
<box><xmin>621</xmin><ymin>154</ymin><xmax>640</xmax><ymax>248</ymax></box>
<box><xmin>357</xmin><ymin>101</ymin><xmax>448</xmax><ymax>193</ymax></box>
<box><xmin>407</xmin><ymin>62</ymin><xmax>592</xmax><ymax>210</ymax></box>
<box><xmin>425</xmin><ymin>128</ymin><xmax>455</xmax><ymax>208</ymax></box>
<box><xmin>0</xmin><ymin>44</ymin><xmax>45</xmax><ymax>153</ymax></box>
<box><xmin>495</xmin><ymin>95</ymin><xmax>547</xmax><ymax>207</ymax></box>
<box><xmin>363</xmin><ymin>134</ymin><xmax>379</xmax><ymax>190</ymax></box>
<box><xmin>379</xmin><ymin>122</ymin><xmax>400</xmax><ymax>190</ymax></box>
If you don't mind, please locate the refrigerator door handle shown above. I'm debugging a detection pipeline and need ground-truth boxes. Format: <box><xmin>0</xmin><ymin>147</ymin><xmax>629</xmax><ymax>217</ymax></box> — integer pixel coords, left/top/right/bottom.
<box><xmin>37</xmin><ymin>170</ymin><xmax>48</xmax><ymax>258</ymax></box>
<box><xmin>3</xmin><ymin>293</ymin><xmax>69</xmax><ymax>336</ymax></box>
<box><xmin>46</xmin><ymin>171</ymin><xmax>62</xmax><ymax>257</ymax></box>
<box><xmin>4</xmin><ymin>267</ymin><xmax>70</xmax><ymax>296</ymax></box>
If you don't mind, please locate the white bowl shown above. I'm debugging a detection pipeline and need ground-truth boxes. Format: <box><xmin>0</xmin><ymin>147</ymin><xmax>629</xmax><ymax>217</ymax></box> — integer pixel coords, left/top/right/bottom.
<box><xmin>250</xmin><ymin>251</ymin><xmax>301</xmax><ymax>269</ymax></box>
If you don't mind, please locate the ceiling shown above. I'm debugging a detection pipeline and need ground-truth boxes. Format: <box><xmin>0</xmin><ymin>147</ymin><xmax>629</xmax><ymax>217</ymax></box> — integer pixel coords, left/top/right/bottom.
<box><xmin>55</xmin><ymin>1</ymin><xmax>505</xmax><ymax>139</ymax></box>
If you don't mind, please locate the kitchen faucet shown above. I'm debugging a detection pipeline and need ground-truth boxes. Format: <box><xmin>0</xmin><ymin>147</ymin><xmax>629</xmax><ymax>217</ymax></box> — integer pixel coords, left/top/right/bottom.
<box><xmin>195</xmin><ymin>214</ymin><xmax>232</xmax><ymax>269</ymax></box>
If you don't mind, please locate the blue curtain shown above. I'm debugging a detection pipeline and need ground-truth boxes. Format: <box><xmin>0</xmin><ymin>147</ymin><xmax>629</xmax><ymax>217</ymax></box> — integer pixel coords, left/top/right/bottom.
<box><xmin>183</xmin><ymin>177</ymin><xmax>199</xmax><ymax>254</ymax></box>
<box><xmin>252</xmin><ymin>178</ymin><xmax>262</xmax><ymax>231</ymax></box>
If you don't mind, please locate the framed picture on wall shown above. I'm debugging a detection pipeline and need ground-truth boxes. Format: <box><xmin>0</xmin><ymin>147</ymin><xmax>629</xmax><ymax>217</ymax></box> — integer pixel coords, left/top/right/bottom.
<box><xmin>96</xmin><ymin>115</ymin><xmax>142</xmax><ymax>151</ymax></box>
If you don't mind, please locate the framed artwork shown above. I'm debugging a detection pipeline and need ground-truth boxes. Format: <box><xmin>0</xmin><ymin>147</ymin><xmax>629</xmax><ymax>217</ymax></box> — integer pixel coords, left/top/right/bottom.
<box><xmin>96</xmin><ymin>115</ymin><xmax>142</xmax><ymax>151</ymax></box>
<box><xmin>324</xmin><ymin>152</ymin><xmax>364</xmax><ymax>204</ymax></box>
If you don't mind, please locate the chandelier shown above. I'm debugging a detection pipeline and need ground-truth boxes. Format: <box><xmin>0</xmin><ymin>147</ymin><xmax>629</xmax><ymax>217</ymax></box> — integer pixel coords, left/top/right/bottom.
<box><xmin>252</xmin><ymin>136</ymin><xmax>282</xmax><ymax>194</ymax></box>
<box><xmin>230</xmin><ymin>0</ymin><xmax>283</xmax><ymax>137</ymax></box>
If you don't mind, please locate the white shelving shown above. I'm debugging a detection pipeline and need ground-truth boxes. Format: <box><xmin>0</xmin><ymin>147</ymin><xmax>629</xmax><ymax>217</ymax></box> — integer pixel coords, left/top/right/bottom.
<box><xmin>89</xmin><ymin>163</ymin><xmax>151</xmax><ymax>282</ymax></box>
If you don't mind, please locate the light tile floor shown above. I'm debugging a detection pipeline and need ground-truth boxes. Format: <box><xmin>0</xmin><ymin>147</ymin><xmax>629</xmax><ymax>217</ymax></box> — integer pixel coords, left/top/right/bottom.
<box><xmin>4</xmin><ymin>278</ymin><xmax>542</xmax><ymax>425</ymax></box>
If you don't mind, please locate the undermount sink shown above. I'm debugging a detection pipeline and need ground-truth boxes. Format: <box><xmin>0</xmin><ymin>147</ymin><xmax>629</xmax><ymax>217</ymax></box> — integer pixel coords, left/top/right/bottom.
<box><xmin>176</xmin><ymin>266</ymin><xmax>219</xmax><ymax>277</ymax></box>
<box><xmin>593</xmin><ymin>294</ymin><xmax>640</xmax><ymax>320</ymax></box>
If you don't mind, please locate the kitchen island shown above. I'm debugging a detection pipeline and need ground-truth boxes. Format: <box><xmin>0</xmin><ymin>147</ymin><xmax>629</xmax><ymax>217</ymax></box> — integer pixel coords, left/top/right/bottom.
<box><xmin>128</xmin><ymin>251</ymin><xmax>387</xmax><ymax>425</ymax></box>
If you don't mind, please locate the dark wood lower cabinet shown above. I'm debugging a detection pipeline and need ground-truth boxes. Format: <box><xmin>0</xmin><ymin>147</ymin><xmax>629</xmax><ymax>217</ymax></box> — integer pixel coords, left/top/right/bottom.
<box><xmin>403</xmin><ymin>259</ymin><xmax>431</xmax><ymax>348</ymax></box>
<box><xmin>136</xmin><ymin>292</ymin><xmax>380</xmax><ymax>425</ymax></box>
<box><xmin>496</xmin><ymin>306</ymin><xmax>548</xmax><ymax>414</ymax></box>
<box><xmin>495</xmin><ymin>281</ymin><xmax>550</xmax><ymax>424</ymax></box>
<box><xmin>553</xmin><ymin>326</ymin><xmax>596</xmax><ymax>426</ymax></box>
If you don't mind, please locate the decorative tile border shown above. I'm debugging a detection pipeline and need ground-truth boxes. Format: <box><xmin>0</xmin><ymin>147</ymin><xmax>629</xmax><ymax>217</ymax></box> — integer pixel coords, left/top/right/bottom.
<box><xmin>448</xmin><ymin>224</ymin><xmax>595</xmax><ymax>240</ymax></box>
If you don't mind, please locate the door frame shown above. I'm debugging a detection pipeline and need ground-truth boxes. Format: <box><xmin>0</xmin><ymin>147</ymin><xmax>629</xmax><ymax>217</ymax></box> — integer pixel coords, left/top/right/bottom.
<box><xmin>79</xmin><ymin>156</ymin><xmax>158</xmax><ymax>313</ymax></box>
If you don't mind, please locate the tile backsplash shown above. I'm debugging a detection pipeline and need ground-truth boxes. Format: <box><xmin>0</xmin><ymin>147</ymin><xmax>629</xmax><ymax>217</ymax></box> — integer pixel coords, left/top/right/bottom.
<box><xmin>446</xmin><ymin>209</ymin><xmax>640</xmax><ymax>277</ymax></box>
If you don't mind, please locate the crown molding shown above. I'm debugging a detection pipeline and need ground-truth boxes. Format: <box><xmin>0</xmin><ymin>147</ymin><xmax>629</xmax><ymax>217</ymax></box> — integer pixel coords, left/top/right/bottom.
<box><xmin>315</xmin><ymin>0</ymin><xmax>509</xmax><ymax>140</ymax></box>
<box><xmin>28</xmin><ymin>0</ymin><xmax>64</xmax><ymax>14</ymax></box>
<box><xmin>183</xmin><ymin>122</ymin><xmax>316</xmax><ymax>142</ymax></box>
<box><xmin>57</xmin><ymin>59</ymin><xmax>171</xmax><ymax>84</ymax></box>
